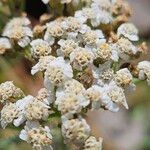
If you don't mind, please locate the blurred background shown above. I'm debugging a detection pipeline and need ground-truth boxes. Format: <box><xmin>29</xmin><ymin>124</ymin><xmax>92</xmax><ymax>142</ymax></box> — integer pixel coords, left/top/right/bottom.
<box><xmin>0</xmin><ymin>0</ymin><xmax>150</xmax><ymax>150</ymax></box>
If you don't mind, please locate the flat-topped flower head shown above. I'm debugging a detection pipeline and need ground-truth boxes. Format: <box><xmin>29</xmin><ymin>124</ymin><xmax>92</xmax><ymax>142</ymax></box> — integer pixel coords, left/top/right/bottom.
<box><xmin>84</xmin><ymin>136</ymin><xmax>103</xmax><ymax>150</ymax></box>
<box><xmin>84</xmin><ymin>85</ymin><xmax>102</xmax><ymax>109</ymax></box>
<box><xmin>91</xmin><ymin>0</ymin><xmax>112</xmax><ymax>11</ymax></box>
<box><xmin>3</xmin><ymin>17</ymin><xmax>30</xmax><ymax>30</ymax></box>
<box><xmin>3</xmin><ymin>26</ymin><xmax>33</xmax><ymax>47</ymax></box>
<box><xmin>45</xmin><ymin>57</ymin><xmax>73</xmax><ymax>86</ymax></box>
<box><xmin>25</xmin><ymin>99</ymin><xmax>50</xmax><ymax>121</ymax></box>
<box><xmin>70</xmin><ymin>47</ymin><xmax>94</xmax><ymax>70</ymax></box>
<box><xmin>113</xmin><ymin>37</ymin><xmax>138</xmax><ymax>60</ymax></box>
<box><xmin>44</xmin><ymin>21</ymin><xmax>64</xmax><ymax>45</ymax></box>
<box><xmin>1</xmin><ymin>102</ymin><xmax>19</xmax><ymax>128</ymax></box>
<box><xmin>101</xmin><ymin>81</ymin><xmax>128</xmax><ymax>112</ymax></box>
<box><xmin>55</xmin><ymin>93</ymin><xmax>89</xmax><ymax>118</ymax></box>
<box><xmin>30</xmin><ymin>39</ymin><xmax>52</xmax><ymax>59</ymax></box>
<box><xmin>36</xmin><ymin>88</ymin><xmax>52</xmax><ymax>104</ymax></box>
<box><xmin>62</xmin><ymin>117</ymin><xmax>91</xmax><ymax>146</ymax></box>
<box><xmin>96</xmin><ymin>43</ymin><xmax>111</xmax><ymax>61</ymax></box>
<box><xmin>115</xmin><ymin>68</ymin><xmax>133</xmax><ymax>87</ymax></box>
<box><xmin>14</xmin><ymin>95</ymin><xmax>35</xmax><ymax>126</ymax></box>
<box><xmin>41</xmin><ymin>0</ymin><xmax>72</xmax><ymax>4</ymax></box>
<box><xmin>117</xmin><ymin>23</ymin><xmax>139</xmax><ymax>41</ymax></box>
<box><xmin>92</xmin><ymin>62</ymin><xmax>114</xmax><ymax>86</ymax></box>
<box><xmin>61</xmin><ymin>17</ymin><xmax>81</xmax><ymax>32</ymax></box>
<box><xmin>31</xmin><ymin>56</ymin><xmax>56</xmax><ymax>75</ymax></box>
<box><xmin>0</xmin><ymin>38</ymin><xmax>11</xmax><ymax>55</ymax></box>
<box><xmin>137</xmin><ymin>61</ymin><xmax>150</xmax><ymax>85</ymax></box>
<box><xmin>64</xmin><ymin>79</ymin><xmax>85</xmax><ymax>95</ymax></box>
<box><xmin>75</xmin><ymin>8</ymin><xmax>95</xmax><ymax>23</ymax></box>
<box><xmin>82</xmin><ymin>30</ymin><xmax>105</xmax><ymax>46</ymax></box>
<box><xmin>0</xmin><ymin>81</ymin><xmax>24</xmax><ymax>103</ymax></box>
<box><xmin>95</xmin><ymin>42</ymin><xmax>118</xmax><ymax>62</ymax></box>
<box><xmin>57</xmin><ymin>39</ymin><xmax>78</xmax><ymax>57</ymax></box>
<box><xmin>90</xmin><ymin>8</ymin><xmax>112</xmax><ymax>27</ymax></box>
<box><xmin>20</xmin><ymin>121</ymin><xmax>53</xmax><ymax>150</ymax></box>
<box><xmin>41</xmin><ymin>0</ymin><xmax>50</xmax><ymax>4</ymax></box>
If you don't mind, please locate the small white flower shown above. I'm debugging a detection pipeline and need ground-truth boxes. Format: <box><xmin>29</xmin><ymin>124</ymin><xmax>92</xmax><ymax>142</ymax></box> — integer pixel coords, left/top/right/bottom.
<box><xmin>57</xmin><ymin>39</ymin><xmax>78</xmax><ymax>57</ymax></box>
<box><xmin>101</xmin><ymin>81</ymin><xmax>128</xmax><ymax>112</ymax></box>
<box><xmin>70</xmin><ymin>47</ymin><xmax>94</xmax><ymax>70</ymax></box>
<box><xmin>115</xmin><ymin>68</ymin><xmax>134</xmax><ymax>88</ymax></box>
<box><xmin>3</xmin><ymin>26</ymin><xmax>33</xmax><ymax>47</ymax></box>
<box><xmin>61</xmin><ymin>0</ymin><xmax>72</xmax><ymax>3</ymax></box>
<box><xmin>0</xmin><ymin>37</ymin><xmax>11</xmax><ymax>54</ymax></box>
<box><xmin>31</xmin><ymin>56</ymin><xmax>56</xmax><ymax>75</ymax></box>
<box><xmin>92</xmin><ymin>0</ymin><xmax>112</xmax><ymax>11</ymax></box>
<box><xmin>44</xmin><ymin>21</ymin><xmax>64</xmax><ymax>45</ymax></box>
<box><xmin>41</xmin><ymin>0</ymin><xmax>72</xmax><ymax>4</ymax></box>
<box><xmin>0</xmin><ymin>81</ymin><xmax>24</xmax><ymax>103</ymax></box>
<box><xmin>112</xmin><ymin>37</ymin><xmax>138</xmax><ymax>61</ymax></box>
<box><xmin>3</xmin><ymin>17</ymin><xmax>31</xmax><ymax>31</ymax></box>
<box><xmin>44</xmin><ymin>57</ymin><xmax>73</xmax><ymax>86</ymax></box>
<box><xmin>1</xmin><ymin>102</ymin><xmax>19</xmax><ymax>128</ymax></box>
<box><xmin>25</xmin><ymin>99</ymin><xmax>50</xmax><ymax>121</ymax></box>
<box><xmin>91</xmin><ymin>10</ymin><xmax>112</xmax><ymax>27</ymax></box>
<box><xmin>14</xmin><ymin>95</ymin><xmax>35</xmax><ymax>126</ymax></box>
<box><xmin>137</xmin><ymin>61</ymin><xmax>150</xmax><ymax>85</ymax></box>
<box><xmin>75</xmin><ymin>8</ymin><xmax>95</xmax><ymax>23</ymax></box>
<box><xmin>62</xmin><ymin>117</ymin><xmax>91</xmax><ymax>146</ymax></box>
<box><xmin>84</xmin><ymin>136</ymin><xmax>103</xmax><ymax>150</ymax></box>
<box><xmin>36</xmin><ymin>88</ymin><xmax>52</xmax><ymax>105</ymax></box>
<box><xmin>14</xmin><ymin>93</ymin><xmax>51</xmax><ymax>126</ymax></box>
<box><xmin>41</xmin><ymin>0</ymin><xmax>50</xmax><ymax>4</ymax></box>
<box><xmin>56</xmin><ymin>79</ymin><xmax>85</xmax><ymax>98</ymax></box>
<box><xmin>92</xmin><ymin>62</ymin><xmax>114</xmax><ymax>86</ymax></box>
<box><xmin>94</xmin><ymin>42</ymin><xmax>119</xmax><ymax>62</ymax></box>
<box><xmin>20</xmin><ymin>121</ymin><xmax>53</xmax><ymax>150</ymax></box>
<box><xmin>61</xmin><ymin>17</ymin><xmax>81</xmax><ymax>33</ymax></box>
<box><xmin>30</xmin><ymin>39</ymin><xmax>52</xmax><ymax>59</ymax></box>
<box><xmin>81</xmin><ymin>29</ymin><xmax>105</xmax><ymax>47</ymax></box>
<box><xmin>84</xmin><ymin>85</ymin><xmax>102</xmax><ymax>110</ymax></box>
<box><xmin>117</xmin><ymin>23</ymin><xmax>139</xmax><ymax>41</ymax></box>
<box><xmin>64</xmin><ymin>79</ymin><xmax>85</xmax><ymax>95</ymax></box>
<box><xmin>55</xmin><ymin>92</ymin><xmax>89</xmax><ymax>118</ymax></box>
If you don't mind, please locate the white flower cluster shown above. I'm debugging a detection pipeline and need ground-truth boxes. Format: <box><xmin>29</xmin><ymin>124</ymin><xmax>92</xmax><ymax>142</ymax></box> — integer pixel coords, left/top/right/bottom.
<box><xmin>0</xmin><ymin>0</ymin><xmax>149</xmax><ymax>149</ymax></box>
<box><xmin>41</xmin><ymin>0</ymin><xmax>76</xmax><ymax>4</ymax></box>
<box><xmin>2</xmin><ymin>16</ymin><xmax>33</xmax><ymax>48</ymax></box>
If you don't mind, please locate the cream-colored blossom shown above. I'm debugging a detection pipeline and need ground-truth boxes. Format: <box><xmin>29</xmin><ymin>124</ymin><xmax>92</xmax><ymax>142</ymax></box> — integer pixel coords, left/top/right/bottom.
<box><xmin>44</xmin><ymin>21</ymin><xmax>64</xmax><ymax>45</ymax></box>
<box><xmin>30</xmin><ymin>39</ymin><xmax>52</xmax><ymax>59</ymax></box>
<box><xmin>70</xmin><ymin>47</ymin><xmax>94</xmax><ymax>70</ymax></box>
<box><xmin>62</xmin><ymin>117</ymin><xmax>91</xmax><ymax>146</ymax></box>
<box><xmin>3</xmin><ymin>26</ymin><xmax>33</xmax><ymax>47</ymax></box>
<box><xmin>45</xmin><ymin>57</ymin><xmax>73</xmax><ymax>86</ymax></box>
<box><xmin>57</xmin><ymin>39</ymin><xmax>78</xmax><ymax>57</ymax></box>
<box><xmin>115</xmin><ymin>68</ymin><xmax>133</xmax><ymax>87</ymax></box>
<box><xmin>31</xmin><ymin>56</ymin><xmax>56</xmax><ymax>75</ymax></box>
<box><xmin>0</xmin><ymin>38</ymin><xmax>11</xmax><ymax>54</ymax></box>
<box><xmin>1</xmin><ymin>102</ymin><xmax>19</xmax><ymax>128</ymax></box>
<box><xmin>84</xmin><ymin>136</ymin><xmax>103</xmax><ymax>150</ymax></box>
<box><xmin>112</xmin><ymin>37</ymin><xmax>138</xmax><ymax>60</ymax></box>
<box><xmin>0</xmin><ymin>81</ymin><xmax>24</xmax><ymax>103</ymax></box>
<box><xmin>117</xmin><ymin>23</ymin><xmax>139</xmax><ymax>41</ymax></box>
<box><xmin>101</xmin><ymin>81</ymin><xmax>128</xmax><ymax>112</ymax></box>
<box><xmin>55</xmin><ymin>93</ymin><xmax>89</xmax><ymax>118</ymax></box>
<box><xmin>137</xmin><ymin>61</ymin><xmax>150</xmax><ymax>85</ymax></box>
<box><xmin>20</xmin><ymin>121</ymin><xmax>53</xmax><ymax>150</ymax></box>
